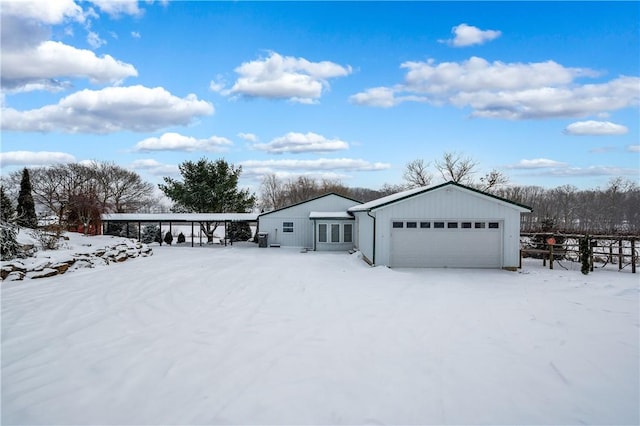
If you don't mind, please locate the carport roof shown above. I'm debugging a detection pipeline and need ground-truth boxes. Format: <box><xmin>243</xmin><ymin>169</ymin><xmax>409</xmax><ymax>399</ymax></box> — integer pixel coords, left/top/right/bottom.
<box><xmin>101</xmin><ymin>213</ymin><xmax>259</xmax><ymax>222</ymax></box>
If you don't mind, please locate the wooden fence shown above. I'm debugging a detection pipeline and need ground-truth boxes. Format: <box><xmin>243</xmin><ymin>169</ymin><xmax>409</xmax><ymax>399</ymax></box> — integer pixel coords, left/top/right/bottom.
<box><xmin>520</xmin><ymin>233</ymin><xmax>638</xmax><ymax>273</ymax></box>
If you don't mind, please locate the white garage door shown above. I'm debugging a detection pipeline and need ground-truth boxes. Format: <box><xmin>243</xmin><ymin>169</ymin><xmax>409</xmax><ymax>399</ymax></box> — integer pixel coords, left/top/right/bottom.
<box><xmin>390</xmin><ymin>220</ymin><xmax>503</xmax><ymax>268</ymax></box>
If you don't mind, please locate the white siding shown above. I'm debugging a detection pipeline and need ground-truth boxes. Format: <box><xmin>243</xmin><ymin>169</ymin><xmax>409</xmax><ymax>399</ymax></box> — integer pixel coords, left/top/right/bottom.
<box><xmin>353</xmin><ymin>211</ymin><xmax>374</xmax><ymax>264</ymax></box>
<box><xmin>370</xmin><ymin>185</ymin><xmax>523</xmax><ymax>268</ymax></box>
<box><xmin>259</xmin><ymin>194</ymin><xmax>360</xmax><ymax>248</ymax></box>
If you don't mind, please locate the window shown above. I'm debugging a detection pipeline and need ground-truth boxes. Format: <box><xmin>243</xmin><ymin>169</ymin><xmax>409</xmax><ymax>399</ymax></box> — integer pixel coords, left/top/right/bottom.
<box><xmin>343</xmin><ymin>224</ymin><xmax>353</xmax><ymax>243</ymax></box>
<box><xmin>475</xmin><ymin>222</ymin><xmax>486</xmax><ymax>229</ymax></box>
<box><xmin>447</xmin><ymin>222</ymin><xmax>458</xmax><ymax>229</ymax></box>
<box><xmin>420</xmin><ymin>222</ymin><xmax>431</xmax><ymax>229</ymax></box>
<box><xmin>283</xmin><ymin>222</ymin><xmax>294</xmax><ymax>233</ymax></box>
<box><xmin>434</xmin><ymin>222</ymin><xmax>445</xmax><ymax>229</ymax></box>
<box><xmin>489</xmin><ymin>222</ymin><xmax>500</xmax><ymax>229</ymax></box>
<box><xmin>462</xmin><ymin>222</ymin><xmax>472</xmax><ymax>229</ymax></box>
<box><xmin>318</xmin><ymin>224</ymin><xmax>327</xmax><ymax>242</ymax></box>
<box><xmin>406</xmin><ymin>221</ymin><xmax>417</xmax><ymax>229</ymax></box>
<box><xmin>331</xmin><ymin>224</ymin><xmax>340</xmax><ymax>242</ymax></box>
<box><xmin>392</xmin><ymin>221</ymin><xmax>404</xmax><ymax>228</ymax></box>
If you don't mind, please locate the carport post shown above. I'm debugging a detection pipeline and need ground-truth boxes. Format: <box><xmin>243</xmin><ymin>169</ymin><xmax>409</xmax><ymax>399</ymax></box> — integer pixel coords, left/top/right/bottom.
<box><xmin>159</xmin><ymin>221</ymin><xmax>162</xmax><ymax>246</ymax></box>
<box><xmin>138</xmin><ymin>221</ymin><xmax>141</xmax><ymax>241</ymax></box>
<box><xmin>632</xmin><ymin>239</ymin><xmax>636</xmax><ymax>274</ymax></box>
<box><xmin>191</xmin><ymin>222</ymin><xmax>194</xmax><ymax>247</ymax></box>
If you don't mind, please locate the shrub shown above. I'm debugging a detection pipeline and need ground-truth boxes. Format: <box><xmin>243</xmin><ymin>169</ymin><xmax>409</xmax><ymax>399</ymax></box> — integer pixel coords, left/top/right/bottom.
<box><xmin>580</xmin><ymin>236</ymin><xmax>590</xmax><ymax>275</ymax></box>
<box><xmin>163</xmin><ymin>231</ymin><xmax>173</xmax><ymax>245</ymax></box>
<box><xmin>141</xmin><ymin>225</ymin><xmax>160</xmax><ymax>244</ymax></box>
<box><xmin>0</xmin><ymin>222</ymin><xmax>20</xmax><ymax>260</ymax></box>
<box><xmin>177</xmin><ymin>232</ymin><xmax>186</xmax><ymax>244</ymax></box>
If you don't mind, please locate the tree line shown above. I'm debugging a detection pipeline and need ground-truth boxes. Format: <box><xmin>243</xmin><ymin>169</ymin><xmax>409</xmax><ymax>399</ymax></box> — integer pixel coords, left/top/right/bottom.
<box><xmin>2</xmin><ymin>154</ymin><xmax>637</xmax><ymax>241</ymax></box>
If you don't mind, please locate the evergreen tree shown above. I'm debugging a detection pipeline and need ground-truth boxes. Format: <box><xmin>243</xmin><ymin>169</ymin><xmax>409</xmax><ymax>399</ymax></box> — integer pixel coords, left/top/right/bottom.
<box><xmin>159</xmin><ymin>158</ymin><xmax>256</xmax><ymax>242</ymax></box>
<box><xmin>16</xmin><ymin>168</ymin><xmax>38</xmax><ymax>228</ymax></box>
<box><xmin>164</xmin><ymin>231</ymin><xmax>173</xmax><ymax>245</ymax></box>
<box><xmin>1</xmin><ymin>186</ymin><xmax>15</xmax><ymax>223</ymax></box>
<box><xmin>141</xmin><ymin>225</ymin><xmax>160</xmax><ymax>244</ymax></box>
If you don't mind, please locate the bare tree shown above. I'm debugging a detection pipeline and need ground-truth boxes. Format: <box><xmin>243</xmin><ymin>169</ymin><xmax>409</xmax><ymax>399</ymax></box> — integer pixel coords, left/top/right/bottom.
<box><xmin>259</xmin><ymin>173</ymin><xmax>286</xmax><ymax>211</ymax></box>
<box><xmin>434</xmin><ymin>152</ymin><xmax>478</xmax><ymax>184</ymax></box>
<box><xmin>403</xmin><ymin>159</ymin><xmax>432</xmax><ymax>188</ymax></box>
<box><xmin>478</xmin><ymin>169</ymin><xmax>509</xmax><ymax>192</ymax></box>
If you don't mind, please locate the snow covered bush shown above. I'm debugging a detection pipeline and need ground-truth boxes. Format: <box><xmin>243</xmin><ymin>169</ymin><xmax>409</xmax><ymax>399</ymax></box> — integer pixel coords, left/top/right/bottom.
<box><xmin>30</xmin><ymin>228</ymin><xmax>62</xmax><ymax>251</ymax></box>
<box><xmin>141</xmin><ymin>225</ymin><xmax>160</xmax><ymax>244</ymax></box>
<box><xmin>0</xmin><ymin>221</ymin><xmax>20</xmax><ymax>260</ymax></box>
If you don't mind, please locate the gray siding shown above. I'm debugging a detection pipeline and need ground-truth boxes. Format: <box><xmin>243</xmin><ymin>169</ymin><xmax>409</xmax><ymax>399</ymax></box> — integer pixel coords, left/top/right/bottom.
<box><xmin>353</xmin><ymin>211</ymin><xmax>374</xmax><ymax>264</ymax></box>
<box><xmin>259</xmin><ymin>194</ymin><xmax>360</xmax><ymax>248</ymax></box>
<box><xmin>369</xmin><ymin>185</ymin><xmax>523</xmax><ymax>268</ymax></box>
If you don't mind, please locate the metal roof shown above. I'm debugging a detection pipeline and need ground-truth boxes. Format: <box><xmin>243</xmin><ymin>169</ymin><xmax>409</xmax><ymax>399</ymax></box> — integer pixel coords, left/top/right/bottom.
<box><xmin>101</xmin><ymin>213</ymin><xmax>259</xmax><ymax>222</ymax></box>
<box><xmin>309</xmin><ymin>211</ymin><xmax>354</xmax><ymax>220</ymax></box>
<box><xmin>348</xmin><ymin>181</ymin><xmax>533</xmax><ymax>213</ymax></box>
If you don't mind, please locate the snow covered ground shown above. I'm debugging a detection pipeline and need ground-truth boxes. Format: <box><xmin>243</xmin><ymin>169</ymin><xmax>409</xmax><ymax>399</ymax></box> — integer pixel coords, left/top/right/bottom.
<box><xmin>2</xmin><ymin>233</ymin><xmax>638</xmax><ymax>425</ymax></box>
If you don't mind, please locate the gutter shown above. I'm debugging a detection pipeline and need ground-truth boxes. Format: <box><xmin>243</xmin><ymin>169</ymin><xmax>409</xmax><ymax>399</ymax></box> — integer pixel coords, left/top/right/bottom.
<box><xmin>367</xmin><ymin>210</ymin><xmax>376</xmax><ymax>265</ymax></box>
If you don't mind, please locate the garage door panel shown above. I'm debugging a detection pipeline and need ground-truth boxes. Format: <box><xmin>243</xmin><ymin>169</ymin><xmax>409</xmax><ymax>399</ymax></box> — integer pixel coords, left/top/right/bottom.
<box><xmin>390</xmin><ymin>222</ymin><xmax>502</xmax><ymax>268</ymax></box>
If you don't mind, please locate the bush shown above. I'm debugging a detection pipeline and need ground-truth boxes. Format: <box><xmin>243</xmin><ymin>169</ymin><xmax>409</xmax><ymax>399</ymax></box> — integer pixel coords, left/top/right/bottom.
<box><xmin>0</xmin><ymin>222</ymin><xmax>20</xmax><ymax>260</ymax></box>
<box><xmin>29</xmin><ymin>227</ymin><xmax>62</xmax><ymax>251</ymax></box>
<box><xmin>141</xmin><ymin>225</ymin><xmax>160</xmax><ymax>244</ymax></box>
<box><xmin>177</xmin><ymin>232</ymin><xmax>186</xmax><ymax>244</ymax></box>
<box><xmin>163</xmin><ymin>231</ymin><xmax>173</xmax><ymax>245</ymax></box>
<box><xmin>228</xmin><ymin>222</ymin><xmax>252</xmax><ymax>242</ymax></box>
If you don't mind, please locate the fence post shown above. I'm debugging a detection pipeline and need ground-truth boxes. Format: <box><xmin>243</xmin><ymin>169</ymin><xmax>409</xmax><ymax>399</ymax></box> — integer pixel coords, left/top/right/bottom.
<box><xmin>632</xmin><ymin>239</ymin><xmax>637</xmax><ymax>274</ymax></box>
<box><xmin>618</xmin><ymin>238</ymin><xmax>623</xmax><ymax>270</ymax></box>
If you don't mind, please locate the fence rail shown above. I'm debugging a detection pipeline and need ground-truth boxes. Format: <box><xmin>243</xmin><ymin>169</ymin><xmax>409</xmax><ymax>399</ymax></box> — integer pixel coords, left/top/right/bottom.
<box><xmin>520</xmin><ymin>232</ymin><xmax>638</xmax><ymax>273</ymax></box>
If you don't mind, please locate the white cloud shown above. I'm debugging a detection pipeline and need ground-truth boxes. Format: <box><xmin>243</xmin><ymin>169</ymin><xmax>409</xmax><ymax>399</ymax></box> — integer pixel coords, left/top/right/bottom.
<box><xmin>1</xmin><ymin>85</ymin><xmax>214</xmax><ymax>133</ymax></box>
<box><xmin>131</xmin><ymin>31</ymin><xmax>141</xmax><ymax>39</ymax></box>
<box><xmin>1</xmin><ymin>0</ymin><xmax>85</xmax><ymax>24</ymax></box>
<box><xmin>237</xmin><ymin>132</ymin><xmax>258</xmax><ymax>142</ymax></box>
<box><xmin>87</xmin><ymin>0</ymin><xmax>143</xmax><ymax>17</ymax></box>
<box><xmin>349</xmin><ymin>87</ymin><xmax>399</xmax><ymax>108</ymax></box>
<box><xmin>253</xmin><ymin>132</ymin><xmax>349</xmax><ymax>154</ymax></box>
<box><xmin>87</xmin><ymin>31</ymin><xmax>106</xmax><ymax>49</ymax></box>
<box><xmin>442</xmin><ymin>24</ymin><xmax>502</xmax><ymax>47</ymax></box>
<box><xmin>351</xmin><ymin>56</ymin><xmax>639</xmax><ymax>120</ymax></box>
<box><xmin>1</xmin><ymin>40</ymin><xmax>137</xmax><ymax>91</ymax></box>
<box><xmin>133</xmin><ymin>132</ymin><xmax>232</xmax><ymax>152</ymax></box>
<box><xmin>130</xmin><ymin>159</ymin><xmax>179</xmax><ymax>176</ymax></box>
<box><xmin>564</xmin><ymin>120</ymin><xmax>629</xmax><ymax>136</ymax></box>
<box><xmin>0</xmin><ymin>151</ymin><xmax>76</xmax><ymax>167</ymax></box>
<box><xmin>508</xmin><ymin>158</ymin><xmax>568</xmax><ymax>169</ymax></box>
<box><xmin>627</xmin><ymin>145</ymin><xmax>640</xmax><ymax>152</ymax></box>
<box><xmin>239</xmin><ymin>158</ymin><xmax>390</xmax><ymax>173</ymax></box>
<box><xmin>228</xmin><ymin>51</ymin><xmax>352</xmax><ymax>103</ymax></box>
<box><xmin>546</xmin><ymin>166</ymin><xmax>639</xmax><ymax>177</ymax></box>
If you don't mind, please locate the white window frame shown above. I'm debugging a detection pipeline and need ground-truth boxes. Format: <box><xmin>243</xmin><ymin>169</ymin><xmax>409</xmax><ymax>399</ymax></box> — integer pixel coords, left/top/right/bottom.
<box><xmin>283</xmin><ymin>221</ymin><xmax>294</xmax><ymax>233</ymax></box>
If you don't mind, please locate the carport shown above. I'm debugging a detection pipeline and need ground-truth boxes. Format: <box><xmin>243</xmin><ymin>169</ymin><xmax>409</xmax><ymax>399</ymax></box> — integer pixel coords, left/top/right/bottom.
<box><xmin>100</xmin><ymin>213</ymin><xmax>259</xmax><ymax>246</ymax></box>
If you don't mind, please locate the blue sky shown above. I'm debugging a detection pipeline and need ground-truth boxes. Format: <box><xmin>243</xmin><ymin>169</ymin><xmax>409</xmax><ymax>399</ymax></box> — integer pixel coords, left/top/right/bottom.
<box><xmin>1</xmin><ymin>0</ymin><xmax>638</xmax><ymax>194</ymax></box>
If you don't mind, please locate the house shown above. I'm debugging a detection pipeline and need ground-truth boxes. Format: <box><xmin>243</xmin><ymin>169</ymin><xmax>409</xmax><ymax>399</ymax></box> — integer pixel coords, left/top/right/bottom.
<box><xmin>348</xmin><ymin>181</ymin><xmax>532</xmax><ymax>269</ymax></box>
<box><xmin>258</xmin><ymin>193</ymin><xmax>362</xmax><ymax>250</ymax></box>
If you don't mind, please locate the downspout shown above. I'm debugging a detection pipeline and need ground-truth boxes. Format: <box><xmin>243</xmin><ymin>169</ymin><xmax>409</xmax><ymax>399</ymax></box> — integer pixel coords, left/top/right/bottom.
<box><xmin>367</xmin><ymin>210</ymin><xmax>376</xmax><ymax>265</ymax></box>
<box><xmin>312</xmin><ymin>218</ymin><xmax>317</xmax><ymax>251</ymax></box>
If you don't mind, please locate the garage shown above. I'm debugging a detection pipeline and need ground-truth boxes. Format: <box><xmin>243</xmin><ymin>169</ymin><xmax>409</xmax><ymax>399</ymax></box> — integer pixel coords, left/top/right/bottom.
<box><xmin>390</xmin><ymin>220</ymin><xmax>503</xmax><ymax>268</ymax></box>
<box><xmin>349</xmin><ymin>182</ymin><xmax>532</xmax><ymax>269</ymax></box>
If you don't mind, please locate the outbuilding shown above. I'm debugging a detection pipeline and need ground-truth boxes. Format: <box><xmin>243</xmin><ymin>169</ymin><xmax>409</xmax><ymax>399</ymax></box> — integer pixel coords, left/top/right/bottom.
<box><xmin>258</xmin><ymin>193</ymin><xmax>362</xmax><ymax>250</ymax></box>
<box><xmin>349</xmin><ymin>181</ymin><xmax>532</xmax><ymax>269</ymax></box>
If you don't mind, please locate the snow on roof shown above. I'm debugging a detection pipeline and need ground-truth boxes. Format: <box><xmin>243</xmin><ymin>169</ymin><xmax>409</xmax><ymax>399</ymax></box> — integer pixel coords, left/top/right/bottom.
<box><xmin>101</xmin><ymin>213</ymin><xmax>259</xmax><ymax>222</ymax></box>
<box><xmin>309</xmin><ymin>211</ymin><xmax>354</xmax><ymax>219</ymax></box>
<box><xmin>348</xmin><ymin>181</ymin><xmax>532</xmax><ymax>213</ymax></box>
<box><xmin>348</xmin><ymin>186</ymin><xmax>429</xmax><ymax>212</ymax></box>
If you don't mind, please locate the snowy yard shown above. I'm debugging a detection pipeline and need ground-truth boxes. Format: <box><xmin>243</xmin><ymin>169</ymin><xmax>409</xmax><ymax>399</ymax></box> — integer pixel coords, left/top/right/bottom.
<box><xmin>2</xmin><ymin>234</ymin><xmax>639</xmax><ymax>425</ymax></box>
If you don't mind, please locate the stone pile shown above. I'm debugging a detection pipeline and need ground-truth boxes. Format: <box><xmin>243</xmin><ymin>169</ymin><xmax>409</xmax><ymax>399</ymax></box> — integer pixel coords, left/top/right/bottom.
<box><xmin>1</xmin><ymin>241</ymin><xmax>152</xmax><ymax>282</ymax></box>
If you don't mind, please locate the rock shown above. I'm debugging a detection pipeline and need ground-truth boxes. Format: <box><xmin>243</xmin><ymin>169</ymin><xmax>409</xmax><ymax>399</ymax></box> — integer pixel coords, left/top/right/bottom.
<box><xmin>51</xmin><ymin>261</ymin><xmax>73</xmax><ymax>274</ymax></box>
<box><xmin>115</xmin><ymin>252</ymin><xmax>128</xmax><ymax>262</ymax></box>
<box><xmin>5</xmin><ymin>271</ymin><xmax>25</xmax><ymax>281</ymax></box>
<box><xmin>30</xmin><ymin>268</ymin><xmax>59</xmax><ymax>279</ymax></box>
